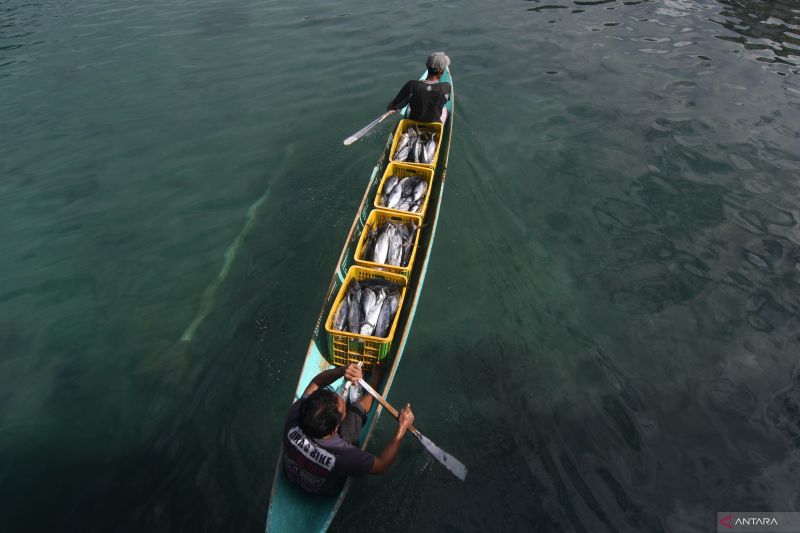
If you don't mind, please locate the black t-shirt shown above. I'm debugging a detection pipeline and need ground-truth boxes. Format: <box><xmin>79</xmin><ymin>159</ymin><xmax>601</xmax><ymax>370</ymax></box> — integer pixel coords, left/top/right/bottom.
<box><xmin>282</xmin><ymin>395</ymin><xmax>374</xmax><ymax>496</ymax></box>
<box><xmin>388</xmin><ymin>80</ymin><xmax>452</xmax><ymax>123</ymax></box>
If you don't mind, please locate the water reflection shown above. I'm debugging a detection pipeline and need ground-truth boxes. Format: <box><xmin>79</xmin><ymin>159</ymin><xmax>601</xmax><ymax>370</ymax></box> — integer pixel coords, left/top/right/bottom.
<box><xmin>523</xmin><ymin>0</ymin><xmax>799</xmax><ymax>74</ymax></box>
<box><xmin>713</xmin><ymin>0</ymin><xmax>800</xmax><ymax>68</ymax></box>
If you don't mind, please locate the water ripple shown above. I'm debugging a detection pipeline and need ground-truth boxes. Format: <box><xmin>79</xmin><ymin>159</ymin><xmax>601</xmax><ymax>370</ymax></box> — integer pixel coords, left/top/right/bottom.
<box><xmin>2</xmin><ymin>0</ymin><xmax>800</xmax><ymax>531</ymax></box>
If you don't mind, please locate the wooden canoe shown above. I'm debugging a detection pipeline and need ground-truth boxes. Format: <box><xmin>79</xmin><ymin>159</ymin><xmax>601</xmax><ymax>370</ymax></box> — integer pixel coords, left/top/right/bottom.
<box><xmin>266</xmin><ymin>66</ymin><xmax>454</xmax><ymax>533</ymax></box>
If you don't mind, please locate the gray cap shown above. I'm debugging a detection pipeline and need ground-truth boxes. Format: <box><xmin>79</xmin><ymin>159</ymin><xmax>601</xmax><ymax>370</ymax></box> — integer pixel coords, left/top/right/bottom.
<box><xmin>426</xmin><ymin>52</ymin><xmax>450</xmax><ymax>72</ymax></box>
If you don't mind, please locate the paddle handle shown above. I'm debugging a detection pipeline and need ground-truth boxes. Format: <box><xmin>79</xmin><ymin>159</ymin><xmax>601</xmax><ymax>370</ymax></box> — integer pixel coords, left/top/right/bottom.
<box><xmin>358</xmin><ymin>378</ymin><xmax>418</xmax><ymax>435</ymax></box>
<box><xmin>343</xmin><ymin>110</ymin><xmax>394</xmax><ymax>146</ymax></box>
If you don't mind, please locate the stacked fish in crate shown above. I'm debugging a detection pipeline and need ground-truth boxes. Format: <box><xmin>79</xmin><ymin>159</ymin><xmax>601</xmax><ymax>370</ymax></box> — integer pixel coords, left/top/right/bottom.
<box><xmin>324</xmin><ymin>267</ymin><xmax>407</xmax><ymax>369</ymax></box>
<box><xmin>325</xmin><ymin>119</ymin><xmax>441</xmax><ymax>369</ymax></box>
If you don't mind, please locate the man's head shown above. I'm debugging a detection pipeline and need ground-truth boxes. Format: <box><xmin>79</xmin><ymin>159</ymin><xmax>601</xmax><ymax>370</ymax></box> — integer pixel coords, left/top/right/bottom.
<box><xmin>299</xmin><ymin>388</ymin><xmax>346</xmax><ymax>439</ymax></box>
<box><xmin>426</xmin><ymin>52</ymin><xmax>450</xmax><ymax>77</ymax></box>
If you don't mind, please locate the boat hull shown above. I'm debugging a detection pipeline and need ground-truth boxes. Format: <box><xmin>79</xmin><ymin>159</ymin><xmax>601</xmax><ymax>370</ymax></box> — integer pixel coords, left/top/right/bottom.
<box><xmin>266</xmin><ymin>67</ymin><xmax>454</xmax><ymax>533</ymax></box>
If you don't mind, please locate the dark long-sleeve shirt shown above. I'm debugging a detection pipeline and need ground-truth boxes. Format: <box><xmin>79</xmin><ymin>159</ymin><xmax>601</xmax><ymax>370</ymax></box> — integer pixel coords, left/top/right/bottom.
<box><xmin>387</xmin><ymin>80</ymin><xmax>451</xmax><ymax>123</ymax></box>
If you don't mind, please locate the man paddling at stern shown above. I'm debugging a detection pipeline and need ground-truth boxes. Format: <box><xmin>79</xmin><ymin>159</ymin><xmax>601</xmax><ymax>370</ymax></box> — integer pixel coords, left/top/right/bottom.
<box><xmin>282</xmin><ymin>363</ymin><xmax>414</xmax><ymax>496</ymax></box>
<box><xmin>387</xmin><ymin>52</ymin><xmax>451</xmax><ymax>124</ymax></box>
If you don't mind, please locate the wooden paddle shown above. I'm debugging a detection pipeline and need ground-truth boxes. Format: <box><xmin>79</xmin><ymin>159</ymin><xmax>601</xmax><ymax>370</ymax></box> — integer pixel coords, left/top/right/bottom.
<box><xmin>358</xmin><ymin>378</ymin><xmax>468</xmax><ymax>481</ymax></box>
<box><xmin>343</xmin><ymin>110</ymin><xmax>395</xmax><ymax>146</ymax></box>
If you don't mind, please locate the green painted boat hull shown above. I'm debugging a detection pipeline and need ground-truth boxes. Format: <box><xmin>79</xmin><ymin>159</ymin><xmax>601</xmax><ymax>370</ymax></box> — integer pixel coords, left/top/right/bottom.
<box><xmin>266</xmin><ymin>68</ymin><xmax>454</xmax><ymax>533</ymax></box>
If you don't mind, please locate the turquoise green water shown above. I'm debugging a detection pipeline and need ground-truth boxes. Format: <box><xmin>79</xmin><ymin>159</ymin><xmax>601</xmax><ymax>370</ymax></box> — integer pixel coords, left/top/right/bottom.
<box><xmin>1</xmin><ymin>1</ymin><xmax>799</xmax><ymax>532</ymax></box>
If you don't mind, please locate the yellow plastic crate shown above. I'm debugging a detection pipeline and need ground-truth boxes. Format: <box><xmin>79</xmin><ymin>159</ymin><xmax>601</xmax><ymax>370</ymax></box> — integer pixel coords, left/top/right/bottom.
<box><xmin>354</xmin><ymin>209</ymin><xmax>422</xmax><ymax>279</ymax></box>
<box><xmin>374</xmin><ymin>162</ymin><xmax>435</xmax><ymax>219</ymax></box>
<box><xmin>389</xmin><ymin>119</ymin><xmax>443</xmax><ymax>169</ymax></box>
<box><xmin>325</xmin><ymin>266</ymin><xmax>407</xmax><ymax>369</ymax></box>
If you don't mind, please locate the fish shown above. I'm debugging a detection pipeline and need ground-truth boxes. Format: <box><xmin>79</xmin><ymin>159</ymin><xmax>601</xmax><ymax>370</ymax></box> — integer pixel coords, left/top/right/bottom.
<box><xmin>395</xmin><ymin>127</ymin><xmax>417</xmax><ymax>161</ymax></box>
<box><xmin>407</xmin><ymin>126</ymin><xmax>418</xmax><ymax>144</ymax></box>
<box><xmin>387</xmin><ymin>230</ymin><xmax>403</xmax><ymax>266</ymax></box>
<box><xmin>381</xmin><ymin>175</ymin><xmax>427</xmax><ymax>213</ymax></box>
<box><xmin>335</xmin><ymin>279</ymin><xmax>403</xmax><ymax>336</ymax></box>
<box><xmin>361</xmin><ymin>288</ymin><xmax>387</xmax><ymax>336</ymax></box>
<box><xmin>395</xmin><ymin>145</ymin><xmax>410</xmax><ymax>162</ymax></box>
<box><xmin>424</xmin><ymin>134</ymin><xmax>437</xmax><ymax>163</ymax></box>
<box><xmin>385</xmin><ymin>175</ymin><xmax>399</xmax><ymax>192</ymax></box>
<box><xmin>361</xmin><ymin>225</ymin><xmax>378</xmax><ymax>261</ymax></box>
<box><xmin>413</xmin><ymin>137</ymin><xmax>423</xmax><ymax>163</ymax></box>
<box><xmin>348</xmin><ymin>381</ymin><xmax>363</xmax><ymax>403</ymax></box>
<box><xmin>401</xmin><ymin>241</ymin><xmax>413</xmax><ymax>266</ymax></box>
<box><xmin>401</xmin><ymin>228</ymin><xmax>418</xmax><ymax>266</ymax></box>
<box><xmin>386</xmin><ymin>181</ymin><xmax>403</xmax><ymax>208</ymax></box>
<box><xmin>412</xmin><ymin>179</ymin><xmax>428</xmax><ymax>203</ymax></box>
<box><xmin>346</xmin><ymin>284</ymin><xmax>362</xmax><ymax>333</ymax></box>
<box><xmin>395</xmin><ymin>220</ymin><xmax>412</xmax><ymax>241</ymax></box>
<box><xmin>395</xmin><ymin>198</ymin><xmax>413</xmax><ymax>212</ymax></box>
<box><xmin>381</xmin><ymin>175</ymin><xmax>399</xmax><ymax>204</ymax></box>
<box><xmin>388</xmin><ymin>177</ymin><xmax>413</xmax><ymax>209</ymax></box>
<box><xmin>399</xmin><ymin>176</ymin><xmax>413</xmax><ymax>193</ymax></box>
<box><xmin>388</xmin><ymin>292</ymin><xmax>400</xmax><ymax>316</ymax></box>
<box><xmin>332</xmin><ymin>296</ymin><xmax>348</xmax><ymax>331</ymax></box>
<box><xmin>363</xmin><ymin>219</ymin><xmax>421</xmax><ymax>267</ymax></box>
<box><xmin>373</xmin><ymin>293</ymin><xmax>393</xmax><ymax>338</ymax></box>
<box><xmin>372</xmin><ymin>225</ymin><xmax>390</xmax><ymax>264</ymax></box>
<box><xmin>361</xmin><ymin>287</ymin><xmax>377</xmax><ymax>320</ymax></box>
<box><xmin>396</xmin><ymin>132</ymin><xmax>410</xmax><ymax>153</ymax></box>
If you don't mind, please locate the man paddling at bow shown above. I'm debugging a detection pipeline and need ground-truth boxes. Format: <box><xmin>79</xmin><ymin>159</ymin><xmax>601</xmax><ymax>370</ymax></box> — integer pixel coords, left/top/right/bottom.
<box><xmin>282</xmin><ymin>363</ymin><xmax>415</xmax><ymax>496</ymax></box>
<box><xmin>387</xmin><ymin>52</ymin><xmax>451</xmax><ymax>124</ymax></box>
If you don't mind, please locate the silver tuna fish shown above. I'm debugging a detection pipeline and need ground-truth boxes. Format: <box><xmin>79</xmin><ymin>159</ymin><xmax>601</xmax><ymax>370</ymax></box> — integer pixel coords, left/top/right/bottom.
<box><xmin>332</xmin><ymin>296</ymin><xmax>348</xmax><ymax>331</ymax></box>
<box><xmin>373</xmin><ymin>292</ymin><xmax>394</xmax><ymax>338</ymax></box>
<box><xmin>346</xmin><ymin>284</ymin><xmax>362</xmax><ymax>333</ymax></box>
<box><xmin>385</xmin><ymin>179</ymin><xmax>405</xmax><ymax>209</ymax></box>
<box><xmin>372</xmin><ymin>227</ymin><xmax>390</xmax><ymax>264</ymax></box>
<box><xmin>388</xmin><ymin>292</ymin><xmax>400</xmax><ymax>316</ymax></box>
<box><xmin>394</xmin><ymin>128</ymin><xmax>417</xmax><ymax>161</ymax></box>
<box><xmin>413</xmin><ymin>137</ymin><xmax>423</xmax><ymax>163</ymax></box>
<box><xmin>423</xmin><ymin>134</ymin><xmax>437</xmax><ymax>163</ymax></box>
<box><xmin>361</xmin><ymin>287</ymin><xmax>376</xmax><ymax>319</ymax></box>
<box><xmin>386</xmin><ymin>229</ymin><xmax>403</xmax><ymax>266</ymax></box>
<box><xmin>360</xmin><ymin>288</ymin><xmax>387</xmax><ymax>336</ymax></box>
<box><xmin>381</xmin><ymin>175</ymin><xmax>399</xmax><ymax>204</ymax></box>
<box><xmin>413</xmin><ymin>179</ymin><xmax>428</xmax><ymax>203</ymax></box>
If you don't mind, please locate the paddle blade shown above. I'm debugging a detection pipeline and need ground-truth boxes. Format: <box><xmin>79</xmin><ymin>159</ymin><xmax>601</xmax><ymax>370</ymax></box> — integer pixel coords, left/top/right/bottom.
<box><xmin>415</xmin><ymin>433</ymin><xmax>467</xmax><ymax>481</ymax></box>
<box><xmin>343</xmin><ymin>135</ymin><xmax>358</xmax><ymax>146</ymax></box>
